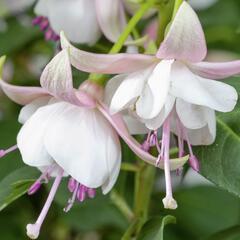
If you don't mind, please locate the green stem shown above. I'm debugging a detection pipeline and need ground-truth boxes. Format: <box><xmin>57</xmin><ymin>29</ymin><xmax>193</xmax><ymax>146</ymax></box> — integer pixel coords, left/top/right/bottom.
<box><xmin>90</xmin><ymin>0</ymin><xmax>157</xmax><ymax>85</ymax></box>
<box><xmin>156</xmin><ymin>0</ymin><xmax>175</xmax><ymax>45</ymax></box>
<box><xmin>110</xmin><ymin>190</ymin><xmax>134</xmax><ymax>222</ymax></box>
<box><xmin>133</xmin><ymin>162</ymin><xmax>156</xmax><ymax>234</ymax></box>
<box><xmin>121</xmin><ymin>163</ymin><xmax>140</xmax><ymax>172</ymax></box>
<box><xmin>172</xmin><ymin>0</ymin><xmax>183</xmax><ymax>19</ymax></box>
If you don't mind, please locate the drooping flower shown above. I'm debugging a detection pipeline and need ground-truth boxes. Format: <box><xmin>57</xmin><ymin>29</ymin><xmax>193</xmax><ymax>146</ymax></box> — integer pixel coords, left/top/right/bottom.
<box><xmin>32</xmin><ymin>0</ymin><xmax>144</xmax><ymax>43</ymax></box>
<box><xmin>0</xmin><ymin>50</ymin><xmax>186</xmax><ymax>238</ymax></box>
<box><xmin>59</xmin><ymin>2</ymin><xmax>240</xmax><ymax>209</ymax></box>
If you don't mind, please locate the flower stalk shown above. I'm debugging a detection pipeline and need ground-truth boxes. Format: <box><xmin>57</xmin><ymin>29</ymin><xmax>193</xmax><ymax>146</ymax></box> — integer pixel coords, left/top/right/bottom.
<box><xmin>90</xmin><ymin>0</ymin><xmax>157</xmax><ymax>85</ymax></box>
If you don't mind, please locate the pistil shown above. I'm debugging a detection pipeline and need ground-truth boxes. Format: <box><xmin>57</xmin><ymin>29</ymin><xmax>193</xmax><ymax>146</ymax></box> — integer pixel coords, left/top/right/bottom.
<box><xmin>26</xmin><ymin>169</ymin><xmax>64</xmax><ymax>239</ymax></box>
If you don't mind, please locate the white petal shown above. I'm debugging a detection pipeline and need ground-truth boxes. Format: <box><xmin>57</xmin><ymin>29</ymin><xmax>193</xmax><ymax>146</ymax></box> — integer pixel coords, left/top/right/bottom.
<box><xmin>110</xmin><ymin>66</ymin><xmax>154</xmax><ymax>114</ymax></box>
<box><xmin>170</xmin><ymin>61</ymin><xmax>238</xmax><ymax>112</ymax></box>
<box><xmin>176</xmin><ymin>99</ymin><xmax>208</xmax><ymax>129</ymax></box>
<box><xmin>48</xmin><ymin>0</ymin><xmax>101</xmax><ymax>44</ymax></box>
<box><xmin>136</xmin><ymin>60</ymin><xmax>173</xmax><ymax>119</ymax></box>
<box><xmin>186</xmin><ymin>109</ymin><xmax>216</xmax><ymax>145</ymax></box>
<box><xmin>96</xmin><ymin>0</ymin><xmax>127</xmax><ymax>43</ymax></box>
<box><xmin>144</xmin><ymin>95</ymin><xmax>175</xmax><ymax>130</ymax></box>
<box><xmin>17</xmin><ymin>104</ymin><xmax>59</xmax><ymax>167</ymax></box>
<box><xmin>123</xmin><ymin>113</ymin><xmax>148</xmax><ymax>135</ymax></box>
<box><xmin>171</xmin><ymin>107</ymin><xmax>216</xmax><ymax>145</ymax></box>
<box><xmin>18</xmin><ymin>96</ymin><xmax>51</xmax><ymax>124</ymax></box>
<box><xmin>34</xmin><ymin>0</ymin><xmax>48</xmax><ymax>16</ymax></box>
<box><xmin>43</xmin><ymin>102</ymin><xmax>121</xmax><ymax>189</ymax></box>
<box><xmin>104</xmin><ymin>73</ymin><xmax>128</xmax><ymax>106</ymax></box>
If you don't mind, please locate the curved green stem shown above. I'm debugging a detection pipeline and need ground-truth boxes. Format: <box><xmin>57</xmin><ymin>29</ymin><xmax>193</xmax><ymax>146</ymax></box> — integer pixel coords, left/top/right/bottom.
<box><xmin>90</xmin><ymin>0</ymin><xmax>157</xmax><ymax>85</ymax></box>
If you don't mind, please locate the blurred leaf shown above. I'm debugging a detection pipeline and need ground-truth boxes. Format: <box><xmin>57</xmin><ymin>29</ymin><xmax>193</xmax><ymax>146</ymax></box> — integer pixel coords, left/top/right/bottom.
<box><xmin>0</xmin><ymin>167</ymin><xmax>38</xmax><ymax>211</ymax></box>
<box><xmin>54</xmin><ymin>180</ymin><xmax>128</xmax><ymax>231</ymax></box>
<box><xmin>207</xmin><ymin>226</ymin><xmax>240</xmax><ymax>240</ymax></box>
<box><xmin>163</xmin><ymin>186</ymin><xmax>240</xmax><ymax>239</ymax></box>
<box><xmin>137</xmin><ymin>215</ymin><xmax>176</xmax><ymax>240</ymax></box>
<box><xmin>195</xmin><ymin>77</ymin><xmax>240</xmax><ymax>198</ymax></box>
<box><xmin>0</xmin><ymin>17</ymin><xmax>40</xmax><ymax>55</ymax></box>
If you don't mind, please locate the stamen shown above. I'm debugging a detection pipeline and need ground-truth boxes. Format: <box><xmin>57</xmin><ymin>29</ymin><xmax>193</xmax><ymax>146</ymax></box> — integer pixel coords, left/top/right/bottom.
<box><xmin>162</xmin><ymin>117</ymin><xmax>177</xmax><ymax>210</ymax></box>
<box><xmin>87</xmin><ymin>188</ymin><xmax>96</xmax><ymax>199</ymax></box>
<box><xmin>0</xmin><ymin>145</ymin><xmax>18</xmax><ymax>158</ymax></box>
<box><xmin>32</xmin><ymin>16</ymin><xmax>60</xmax><ymax>42</ymax></box>
<box><xmin>177</xmin><ymin>117</ymin><xmax>200</xmax><ymax>172</ymax></box>
<box><xmin>68</xmin><ymin>178</ymin><xmax>77</xmax><ymax>193</ymax></box>
<box><xmin>26</xmin><ymin>169</ymin><xmax>64</xmax><ymax>239</ymax></box>
<box><xmin>32</xmin><ymin>16</ymin><xmax>43</xmax><ymax>26</ymax></box>
<box><xmin>28</xmin><ymin>164</ymin><xmax>56</xmax><ymax>195</ymax></box>
<box><xmin>77</xmin><ymin>185</ymin><xmax>87</xmax><ymax>202</ymax></box>
<box><xmin>64</xmin><ymin>182</ymin><xmax>79</xmax><ymax>213</ymax></box>
<box><xmin>183</xmin><ymin>128</ymin><xmax>200</xmax><ymax>172</ymax></box>
<box><xmin>176</xmin><ymin>119</ymin><xmax>185</xmax><ymax>158</ymax></box>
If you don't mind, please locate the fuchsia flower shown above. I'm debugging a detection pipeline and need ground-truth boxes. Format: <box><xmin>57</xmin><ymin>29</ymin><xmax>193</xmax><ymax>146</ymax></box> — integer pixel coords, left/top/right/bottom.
<box><xmin>59</xmin><ymin>2</ymin><xmax>240</xmax><ymax>209</ymax></box>
<box><xmin>33</xmin><ymin>0</ymin><xmax>138</xmax><ymax>43</ymax></box>
<box><xmin>0</xmin><ymin>49</ymin><xmax>186</xmax><ymax>238</ymax></box>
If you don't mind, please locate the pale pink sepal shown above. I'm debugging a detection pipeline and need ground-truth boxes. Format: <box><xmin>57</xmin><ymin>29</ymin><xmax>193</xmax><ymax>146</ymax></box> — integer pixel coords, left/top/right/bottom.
<box><xmin>60</xmin><ymin>31</ymin><xmax>157</xmax><ymax>74</ymax></box>
<box><xmin>95</xmin><ymin>0</ymin><xmax>127</xmax><ymax>43</ymax></box>
<box><xmin>40</xmin><ymin>49</ymin><xmax>73</xmax><ymax>99</ymax></box>
<box><xmin>40</xmin><ymin>49</ymin><xmax>96</xmax><ymax>108</ymax></box>
<box><xmin>97</xmin><ymin>102</ymin><xmax>188</xmax><ymax>170</ymax></box>
<box><xmin>156</xmin><ymin>2</ymin><xmax>207</xmax><ymax>62</ymax></box>
<box><xmin>189</xmin><ymin>60</ymin><xmax>240</xmax><ymax>79</ymax></box>
<box><xmin>0</xmin><ymin>79</ymin><xmax>48</xmax><ymax>105</ymax></box>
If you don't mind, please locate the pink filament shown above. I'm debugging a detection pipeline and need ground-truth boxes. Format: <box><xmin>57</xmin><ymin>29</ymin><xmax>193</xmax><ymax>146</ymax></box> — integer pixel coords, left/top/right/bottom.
<box><xmin>27</xmin><ymin>169</ymin><xmax>64</xmax><ymax>238</ymax></box>
<box><xmin>162</xmin><ymin>116</ymin><xmax>173</xmax><ymax>198</ymax></box>
<box><xmin>0</xmin><ymin>145</ymin><xmax>18</xmax><ymax>158</ymax></box>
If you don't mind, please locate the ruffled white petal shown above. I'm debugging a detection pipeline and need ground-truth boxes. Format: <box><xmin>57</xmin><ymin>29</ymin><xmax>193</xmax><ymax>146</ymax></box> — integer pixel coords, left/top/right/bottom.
<box><xmin>139</xmin><ymin>60</ymin><xmax>173</xmax><ymax>119</ymax></box>
<box><xmin>123</xmin><ymin>113</ymin><xmax>148</xmax><ymax>135</ymax></box>
<box><xmin>176</xmin><ymin>99</ymin><xmax>208</xmax><ymax>129</ymax></box>
<box><xmin>144</xmin><ymin>95</ymin><xmax>175</xmax><ymax>130</ymax></box>
<box><xmin>157</xmin><ymin>2</ymin><xmax>207</xmax><ymax>62</ymax></box>
<box><xmin>43</xmin><ymin>102</ymin><xmax>121</xmax><ymax>189</ymax></box>
<box><xmin>170</xmin><ymin>61</ymin><xmax>238</xmax><ymax>112</ymax></box>
<box><xmin>186</xmin><ymin>109</ymin><xmax>216</xmax><ymax>145</ymax></box>
<box><xmin>47</xmin><ymin>0</ymin><xmax>101</xmax><ymax>44</ymax></box>
<box><xmin>104</xmin><ymin>73</ymin><xmax>126</xmax><ymax>106</ymax></box>
<box><xmin>18</xmin><ymin>96</ymin><xmax>51</xmax><ymax>124</ymax></box>
<box><xmin>110</xmin><ymin>66</ymin><xmax>153</xmax><ymax>114</ymax></box>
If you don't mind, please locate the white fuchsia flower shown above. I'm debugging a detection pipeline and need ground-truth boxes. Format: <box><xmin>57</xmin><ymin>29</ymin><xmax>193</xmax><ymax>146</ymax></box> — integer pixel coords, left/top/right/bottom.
<box><xmin>0</xmin><ymin>50</ymin><xmax>186</xmax><ymax>238</ymax></box>
<box><xmin>32</xmin><ymin>0</ymin><xmax>141</xmax><ymax>43</ymax></box>
<box><xmin>59</xmin><ymin>2</ymin><xmax>240</xmax><ymax>209</ymax></box>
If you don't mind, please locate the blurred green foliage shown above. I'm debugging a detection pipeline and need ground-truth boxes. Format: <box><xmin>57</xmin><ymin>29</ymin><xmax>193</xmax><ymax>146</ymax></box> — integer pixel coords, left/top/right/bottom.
<box><xmin>1</xmin><ymin>0</ymin><xmax>240</xmax><ymax>239</ymax></box>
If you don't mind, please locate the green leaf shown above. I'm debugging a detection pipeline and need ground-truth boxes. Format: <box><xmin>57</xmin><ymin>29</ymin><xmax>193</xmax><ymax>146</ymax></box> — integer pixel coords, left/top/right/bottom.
<box><xmin>208</xmin><ymin>226</ymin><xmax>240</xmax><ymax>240</ymax></box>
<box><xmin>0</xmin><ymin>167</ymin><xmax>38</xmax><ymax>211</ymax></box>
<box><xmin>0</xmin><ymin>17</ymin><xmax>40</xmax><ymax>55</ymax></box>
<box><xmin>137</xmin><ymin>215</ymin><xmax>176</xmax><ymax>240</ymax></box>
<box><xmin>165</xmin><ymin>186</ymin><xmax>240</xmax><ymax>239</ymax></box>
<box><xmin>195</xmin><ymin>77</ymin><xmax>240</xmax><ymax>197</ymax></box>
